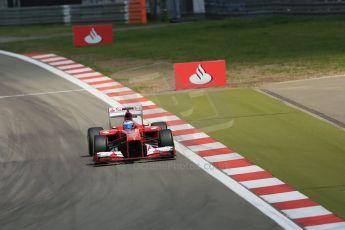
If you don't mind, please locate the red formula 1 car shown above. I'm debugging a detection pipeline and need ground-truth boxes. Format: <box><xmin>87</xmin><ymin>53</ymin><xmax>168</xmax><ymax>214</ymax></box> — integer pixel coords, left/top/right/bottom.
<box><xmin>87</xmin><ymin>105</ymin><xmax>175</xmax><ymax>164</ymax></box>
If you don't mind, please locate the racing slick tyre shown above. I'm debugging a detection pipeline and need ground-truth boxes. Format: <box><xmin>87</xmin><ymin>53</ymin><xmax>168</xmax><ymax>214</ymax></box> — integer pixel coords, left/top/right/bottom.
<box><xmin>88</xmin><ymin>127</ymin><xmax>103</xmax><ymax>156</ymax></box>
<box><xmin>151</xmin><ymin>121</ymin><xmax>167</xmax><ymax>130</ymax></box>
<box><xmin>94</xmin><ymin>135</ymin><xmax>109</xmax><ymax>154</ymax></box>
<box><xmin>158</xmin><ymin>129</ymin><xmax>174</xmax><ymax>147</ymax></box>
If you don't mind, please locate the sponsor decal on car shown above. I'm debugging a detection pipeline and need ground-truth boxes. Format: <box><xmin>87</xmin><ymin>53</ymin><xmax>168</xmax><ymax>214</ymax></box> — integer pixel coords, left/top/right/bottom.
<box><xmin>174</xmin><ymin>60</ymin><xmax>227</xmax><ymax>90</ymax></box>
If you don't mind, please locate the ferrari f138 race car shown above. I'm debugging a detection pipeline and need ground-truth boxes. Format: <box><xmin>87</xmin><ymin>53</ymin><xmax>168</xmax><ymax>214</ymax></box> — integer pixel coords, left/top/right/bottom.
<box><xmin>87</xmin><ymin>105</ymin><xmax>176</xmax><ymax>163</ymax></box>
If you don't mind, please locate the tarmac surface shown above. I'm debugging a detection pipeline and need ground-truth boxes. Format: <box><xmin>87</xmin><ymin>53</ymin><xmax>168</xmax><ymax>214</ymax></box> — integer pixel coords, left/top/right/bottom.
<box><xmin>262</xmin><ymin>76</ymin><xmax>345</xmax><ymax>129</ymax></box>
<box><xmin>0</xmin><ymin>54</ymin><xmax>281</xmax><ymax>229</ymax></box>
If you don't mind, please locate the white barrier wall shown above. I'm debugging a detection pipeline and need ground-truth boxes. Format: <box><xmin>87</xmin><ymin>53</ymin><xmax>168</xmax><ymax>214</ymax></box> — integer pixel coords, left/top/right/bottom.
<box><xmin>0</xmin><ymin>2</ymin><xmax>148</xmax><ymax>25</ymax></box>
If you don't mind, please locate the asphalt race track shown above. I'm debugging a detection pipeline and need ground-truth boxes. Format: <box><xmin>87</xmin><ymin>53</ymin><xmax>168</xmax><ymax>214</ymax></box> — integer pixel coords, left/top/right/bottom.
<box><xmin>262</xmin><ymin>76</ymin><xmax>345</xmax><ymax>129</ymax></box>
<box><xmin>0</xmin><ymin>54</ymin><xmax>282</xmax><ymax>230</ymax></box>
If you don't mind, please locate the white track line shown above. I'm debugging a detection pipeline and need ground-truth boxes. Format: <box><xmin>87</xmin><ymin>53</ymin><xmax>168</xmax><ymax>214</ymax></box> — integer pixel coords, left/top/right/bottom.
<box><xmin>223</xmin><ymin>165</ymin><xmax>264</xmax><ymax>176</ymax></box>
<box><xmin>31</xmin><ymin>54</ymin><xmax>55</xmax><ymax>59</ymax></box>
<box><xmin>65</xmin><ymin>68</ymin><xmax>92</xmax><ymax>74</ymax></box>
<box><xmin>174</xmin><ymin>132</ymin><xmax>209</xmax><ymax>141</ymax></box>
<box><xmin>204</xmin><ymin>153</ymin><xmax>244</xmax><ymax>162</ymax></box>
<box><xmin>283</xmin><ymin>206</ymin><xmax>331</xmax><ymax>219</ymax></box>
<box><xmin>261</xmin><ymin>191</ymin><xmax>308</xmax><ymax>203</ymax></box>
<box><xmin>188</xmin><ymin>142</ymin><xmax>227</xmax><ymax>152</ymax></box>
<box><xmin>168</xmin><ymin>124</ymin><xmax>194</xmax><ymax>131</ymax></box>
<box><xmin>143</xmin><ymin>108</ymin><xmax>167</xmax><ymax>115</ymax></box>
<box><xmin>101</xmin><ymin>87</ymin><xmax>130</xmax><ymax>94</ymax></box>
<box><xmin>0</xmin><ymin>50</ymin><xmax>302</xmax><ymax>230</ymax></box>
<box><xmin>49</xmin><ymin>60</ymin><xmax>74</xmax><ymax>66</ymax></box>
<box><xmin>74</xmin><ymin>72</ymin><xmax>103</xmax><ymax>78</ymax></box>
<box><xmin>58</xmin><ymin>64</ymin><xmax>84</xmax><ymax>70</ymax></box>
<box><xmin>40</xmin><ymin>57</ymin><xmax>66</xmax><ymax>62</ymax></box>
<box><xmin>83</xmin><ymin>77</ymin><xmax>110</xmax><ymax>83</ymax></box>
<box><xmin>0</xmin><ymin>89</ymin><xmax>85</xmax><ymax>99</ymax></box>
<box><xmin>145</xmin><ymin>115</ymin><xmax>179</xmax><ymax>123</ymax></box>
<box><xmin>131</xmin><ymin>100</ymin><xmax>155</xmax><ymax>106</ymax></box>
<box><xmin>111</xmin><ymin>93</ymin><xmax>143</xmax><ymax>101</ymax></box>
<box><xmin>305</xmin><ymin>222</ymin><xmax>345</xmax><ymax>230</ymax></box>
<box><xmin>240</xmin><ymin>178</ymin><xmax>284</xmax><ymax>189</ymax></box>
<box><xmin>92</xmin><ymin>82</ymin><xmax>121</xmax><ymax>88</ymax></box>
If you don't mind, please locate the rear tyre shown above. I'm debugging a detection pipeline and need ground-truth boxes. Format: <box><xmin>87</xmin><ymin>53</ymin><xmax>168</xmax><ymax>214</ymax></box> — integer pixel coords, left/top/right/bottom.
<box><xmin>151</xmin><ymin>121</ymin><xmax>167</xmax><ymax>130</ymax></box>
<box><xmin>94</xmin><ymin>135</ymin><xmax>109</xmax><ymax>155</ymax></box>
<box><xmin>87</xmin><ymin>127</ymin><xmax>103</xmax><ymax>156</ymax></box>
<box><xmin>158</xmin><ymin>129</ymin><xmax>174</xmax><ymax>147</ymax></box>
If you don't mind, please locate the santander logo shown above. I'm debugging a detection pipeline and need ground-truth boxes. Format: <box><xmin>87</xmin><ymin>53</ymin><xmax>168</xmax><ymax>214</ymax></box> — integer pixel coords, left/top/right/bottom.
<box><xmin>84</xmin><ymin>28</ymin><xmax>102</xmax><ymax>44</ymax></box>
<box><xmin>189</xmin><ymin>64</ymin><xmax>213</xmax><ymax>85</ymax></box>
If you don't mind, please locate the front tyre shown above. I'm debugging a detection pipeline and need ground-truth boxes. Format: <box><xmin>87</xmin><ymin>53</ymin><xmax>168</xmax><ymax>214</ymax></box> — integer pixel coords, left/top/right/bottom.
<box><xmin>93</xmin><ymin>135</ymin><xmax>109</xmax><ymax>155</ymax></box>
<box><xmin>87</xmin><ymin>127</ymin><xmax>103</xmax><ymax>156</ymax></box>
<box><xmin>158</xmin><ymin>129</ymin><xmax>174</xmax><ymax>147</ymax></box>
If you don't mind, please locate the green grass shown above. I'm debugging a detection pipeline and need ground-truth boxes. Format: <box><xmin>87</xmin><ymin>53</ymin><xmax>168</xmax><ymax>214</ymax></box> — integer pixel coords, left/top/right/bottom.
<box><xmin>149</xmin><ymin>88</ymin><xmax>345</xmax><ymax>219</ymax></box>
<box><xmin>0</xmin><ymin>23</ymin><xmax>149</xmax><ymax>36</ymax></box>
<box><xmin>2</xmin><ymin>16</ymin><xmax>345</xmax><ymax>86</ymax></box>
<box><xmin>0</xmin><ymin>24</ymin><xmax>72</xmax><ymax>36</ymax></box>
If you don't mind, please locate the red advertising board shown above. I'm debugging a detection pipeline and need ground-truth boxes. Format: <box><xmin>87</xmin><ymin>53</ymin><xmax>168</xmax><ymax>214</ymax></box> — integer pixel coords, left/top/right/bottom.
<box><xmin>174</xmin><ymin>60</ymin><xmax>227</xmax><ymax>90</ymax></box>
<box><xmin>73</xmin><ymin>24</ymin><xmax>113</xmax><ymax>47</ymax></box>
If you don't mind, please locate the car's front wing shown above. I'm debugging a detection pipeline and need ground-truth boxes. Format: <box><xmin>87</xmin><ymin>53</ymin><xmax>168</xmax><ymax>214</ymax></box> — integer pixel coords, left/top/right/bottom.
<box><xmin>93</xmin><ymin>146</ymin><xmax>175</xmax><ymax>163</ymax></box>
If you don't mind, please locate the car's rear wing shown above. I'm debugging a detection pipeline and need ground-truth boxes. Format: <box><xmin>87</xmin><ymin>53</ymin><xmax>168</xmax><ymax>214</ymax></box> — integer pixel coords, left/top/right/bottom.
<box><xmin>108</xmin><ymin>105</ymin><xmax>143</xmax><ymax>118</ymax></box>
<box><xmin>108</xmin><ymin>105</ymin><xmax>144</xmax><ymax>126</ymax></box>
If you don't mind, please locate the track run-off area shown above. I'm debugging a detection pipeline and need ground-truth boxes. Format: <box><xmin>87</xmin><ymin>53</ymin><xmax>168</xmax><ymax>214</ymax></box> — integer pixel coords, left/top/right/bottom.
<box><xmin>0</xmin><ymin>50</ymin><xmax>344</xmax><ymax>229</ymax></box>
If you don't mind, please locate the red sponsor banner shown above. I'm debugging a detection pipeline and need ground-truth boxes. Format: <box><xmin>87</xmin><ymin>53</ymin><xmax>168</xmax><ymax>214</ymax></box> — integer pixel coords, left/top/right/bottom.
<box><xmin>174</xmin><ymin>60</ymin><xmax>227</xmax><ymax>90</ymax></box>
<box><xmin>73</xmin><ymin>24</ymin><xmax>113</xmax><ymax>47</ymax></box>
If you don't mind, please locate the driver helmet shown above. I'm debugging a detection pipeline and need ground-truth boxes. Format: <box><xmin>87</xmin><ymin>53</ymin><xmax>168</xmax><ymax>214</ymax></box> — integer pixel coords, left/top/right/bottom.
<box><xmin>123</xmin><ymin>120</ymin><xmax>134</xmax><ymax>130</ymax></box>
